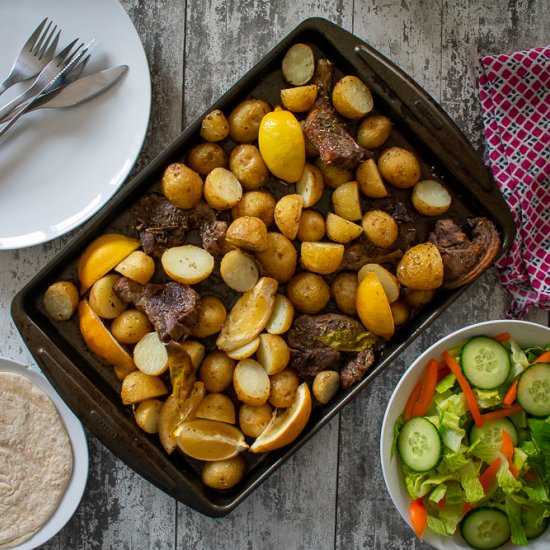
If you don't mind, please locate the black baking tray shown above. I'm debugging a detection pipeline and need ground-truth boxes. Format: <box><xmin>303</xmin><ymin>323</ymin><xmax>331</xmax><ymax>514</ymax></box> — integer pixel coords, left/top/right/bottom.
<box><xmin>11</xmin><ymin>18</ymin><xmax>515</xmax><ymax>517</ymax></box>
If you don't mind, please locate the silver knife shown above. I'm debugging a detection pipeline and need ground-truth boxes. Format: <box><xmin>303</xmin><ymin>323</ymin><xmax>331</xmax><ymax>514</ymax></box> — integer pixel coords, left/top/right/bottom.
<box><xmin>0</xmin><ymin>65</ymin><xmax>128</xmax><ymax>128</ymax></box>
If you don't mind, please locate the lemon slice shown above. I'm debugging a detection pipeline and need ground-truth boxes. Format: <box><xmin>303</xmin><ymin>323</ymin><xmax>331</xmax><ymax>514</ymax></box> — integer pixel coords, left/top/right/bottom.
<box><xmin>176</xmin><ymin>419</ymin><xmax>248</xmax><ymax>461</ymax></box>
<box><xmin>249</xmin><ymin>382</ymin><xmax>312</xmax><ymax>453</ymax></box>
<box><xmin>258</xmin><ymin>109</ymin><xmax>305</xmax><ymax>183</ymax></box>
<box><xmin>356</xmin><ymin>272</ymin><xmax>395</xmax><ymax>340</ymax></box>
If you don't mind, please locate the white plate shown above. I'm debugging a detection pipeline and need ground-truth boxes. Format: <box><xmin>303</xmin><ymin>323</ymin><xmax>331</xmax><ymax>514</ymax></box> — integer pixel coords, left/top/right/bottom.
<box><xmin>0</xmin><ymin>357</ymin><xmax>89</xmax><ymax>549</ymax></box>
<box><xmin>380</xmin><ymin>320</ymin><xmax>550</xmax><ymax>550</ymax></box>
<box><xmin>0</xmin><ymin>0</ymin><xmax>151</xmax><ymax>249</ymax></box>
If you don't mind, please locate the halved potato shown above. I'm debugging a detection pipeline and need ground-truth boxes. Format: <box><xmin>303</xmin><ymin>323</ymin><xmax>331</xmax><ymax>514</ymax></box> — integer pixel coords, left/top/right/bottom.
<box><xmin>296</xmin><ymin>163</ymin><xmax>324</xmax><ymax>207</ymax></box>
<box><xmin>325</xmin><ymin>212</ymin><xmax>363</xmax><ymax>244</ymax></box>
<box><xmin>332</xmin><ymin>75</ymin><xmax>374</xmax><ymax>119</ymax></box>
<box><xmin>265</xmin><ymin>294</ymin><xmax>295</xmax><ymax>335</ymax></box>
<box><xmin>332</xmin><ymin>181</ymin><xmax>362</xmax><ymax>220</ymax></box>
<box><xmin>356</xmin><ymin>159</ymin><xmax>389</xmax><ymax>199</ymax></box>
<box><xmin>204</xmin><ymin>167</ymin><xmax>243</xmax><ymax>210</ymax></box>
<box><xmin>256</xmin><ymin>333</ymin><xmax>290</xmax><ymax>375</ymax></box>
<box><xmin>269</xmin><ymin>368</ymin><xmax>300</xmax><ymax>408</ymax></box>
<box><xmin>286</xmin><ymin>272</ymin><xmax>330</xmax><ymax>314</ymax></box>
<box><xmin>133</xmin><ymin>331</ymin><xmax>169</xmax><ymax>376</ymax></box>
<box><xmin>411</xmin><ymin>179</ymin><xmax>452</xmax><ymax>216</ymax></box>
<box><xmin>134</xmin><ymin>398</ymin><xmax>163</xmax><ymax>434</ymax></box>
<box><xmin>115</xmin><ymin>250</ymin><xmax>155</xmax><ymax>285</ymax></box>
<box><xmin>312</xmin><ymin>371</ymin><xmax>340</xmax><ymax>405</ymax></box>
<box><xmin>225</xmin><ymin>216</ymin><xmax>268</xmax><ymax>252</ymax></box>
<box><xmin>226</xmin><ymin>337</ymin><xmax>260</xmax><ymax>360</ymax></box>
<box><xmin>89</xmin><ymin>274</ymin><xmax>127</xmax><ymax>319</ymax></box>
<box><xmin>396</xmin><ymin>242</ymin><xmax>444</xmax><ymax>290</ymax></box>
<box><xmin>196</xmin><ymin>393</ymin><xmax>236</xmax><ymax>424</ymax></box>
<box><xmin>315</xmin><ymin>159</ymin><xmax>353</xmax><ymax>189</ymax></box>
<box><xmin>220</xmin><ymin>249</ymin><xmax>260</xmax><ymax>292</ymax></box>
<box><xmin>361</xmin><ymin>210</ymin><xmax>399</xmax><ymax>249</ymax></box>
<box><xmin>231</xmin><ymin>190</ymin><xmax>276</xmax><ymax>226</ymax></box>
<box><xmin>297</xmin><ymin>209</ymin><xmax>325</xmax><ymax>242</ymax></box>
<box><xmin>282</xmin><ymin>43</ymin><xmax>315</xmax><ymax>85</ymax></box>
<box><xmin>274</xmin><ymin>194</ymin><xmax>303</xmax><ymax>240</ymax></box>
<box><xmin>357</xmin><ymin>114</ymin><xmax>393</xmax><ymax>149</ymax></box>
<box><xmin>200</xmin><ymin>109</ymin><xmax>230</xmax><ymax>142</ymax></box>
<box><xmin>331</xmin><ymin>272</ymin><xmax>358</xmax><ymax>315</ymax></box>
<box><xmin>280</xmin><ymin>84</ymin><xmax>318</xmax><ymax>112</ymax></box>
<box><xmin>233</xmin><ymin>358</ymin><xmax>271</xmax><ymax>405</ymax></box>
<box><xmin>43</xmin><ymin>280</ymin><xmax>79</xmax><ymax>322</ymax></box>
<box><xmin>300</xmin><ymin>242</ymin><xmax>344</xmax><ymax>274</ymax></box>
<box><xmin>216</xmin><ymin>277</ymin><xmax>279</xmax><ymax>352</ymax></box>
<box><xmin>161</xmin><ymin>162</ymin><xmax>203</xmax><ymax>209</ymax></box>
<box><xmin>161</xmin><ymin>245</ymin><xmax>214</xmax><ymax>284</ymax></box>
<box><xmin>191</xmin><ymin>295</ymin><xmax>227</xmax><ymax>338</ymax></box>
<box><xmin>358</xmin><ymin>263</ymin><xmax>400</xmax><ymax>303</ymax></box>
<box><xmin>255</xmin><ymin>232</ymin><xmax>297</xmax><ymax>283</ymax></box>
<box><xmin>121</xmin><ymin>371</ymin><xmax>168</xmax><ymax>405</ymax></box>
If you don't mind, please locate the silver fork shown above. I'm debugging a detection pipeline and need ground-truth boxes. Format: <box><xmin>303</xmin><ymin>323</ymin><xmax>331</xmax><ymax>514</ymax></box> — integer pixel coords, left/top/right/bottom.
<box><xmin>0</xmin><ymin>18</ymin><xmax>61</xmax><ymax>95</ymax></box>
<box><xmin>0</xmin><ymin>38</ymin><xmax>82</xmax><ymax>121</ymax></box>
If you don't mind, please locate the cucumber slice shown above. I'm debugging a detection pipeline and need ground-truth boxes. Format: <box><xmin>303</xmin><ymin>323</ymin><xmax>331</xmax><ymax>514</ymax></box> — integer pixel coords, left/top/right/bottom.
<box><xmin>522</xmin><ymin>510</ymin><xmax>549</xmax><ymax>540</ymax></box>
<box><xmin>461</xmin><ymin>507</ymin><xmax>511</xmax><ymax>550</ymax></box>
<box><xmin>397</xmin><ymin>417</ymin><xmax>442</xmax><ymax>472</ymax></box>
<box><xmin>517</xmin><ymin>362</ymin><xmax>550</xmax><ymax>417</ymax></box>
<box><xmin>469</xmin><ymin>417</ymin><xmax>518</xmax><ymax>448</ymax></box>
<box><xmin>461</xmin><ymin>336</ymin><xmax>510</xmax><ymax>389</ymax></box>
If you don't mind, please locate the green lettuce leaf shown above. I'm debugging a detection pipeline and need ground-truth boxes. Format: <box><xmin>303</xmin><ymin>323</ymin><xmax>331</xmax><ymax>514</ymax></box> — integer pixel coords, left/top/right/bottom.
<box><xmin>505</xmin><ymin>496</ymin><xmax>529</xmax><ymax>545</ymax></box>
<box><xmin>436</xmin><ymin>373</ymin><xmax>456</xmax><ymax>394</ymax></box>
<box><xmin>473</xmin><ymin>388</ymin><xmax>503</xmax><ymax>410</ymax></box>
<box><xmin>529</xmin><ymin>418</ymin><xmax>550</xmax><ymax>483</ymax></box>
<box><xmin>459</xmin><ymin>461</ymin><xmax>484</xmax><ymax>503</ymax></box>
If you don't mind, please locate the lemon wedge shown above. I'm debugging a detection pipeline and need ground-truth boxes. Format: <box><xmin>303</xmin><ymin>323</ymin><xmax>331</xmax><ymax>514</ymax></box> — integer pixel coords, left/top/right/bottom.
<box><xmin>356</xmin><ymin>271</ymin><xmax>395</xmax><ymax>340</ymax></box>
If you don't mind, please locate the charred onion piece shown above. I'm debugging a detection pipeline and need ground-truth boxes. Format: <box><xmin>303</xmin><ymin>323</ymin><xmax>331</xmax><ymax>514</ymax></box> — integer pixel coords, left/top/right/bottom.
<box><xmin>428</xmin><ymin>217</ymin><xmax>500</xmax><ymax>289</ymax></box>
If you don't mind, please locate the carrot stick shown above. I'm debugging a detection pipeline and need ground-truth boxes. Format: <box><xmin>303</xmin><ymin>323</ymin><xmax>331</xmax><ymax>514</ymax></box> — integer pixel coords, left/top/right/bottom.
<box><xmin>443</xmin><ymin>350</ymin><xmax>483</xmax><ymax>427</ymax></box>
<box><xmin>480</xmin><ymin>403</ymin><xmax>523</xmax><ymax>423</ymax></box>
<box><xmin>409</xmin><ymin>498</ymin><xmax>427</xmax><ymax>539</ymax></box>
<box><xmin>493</xmin><ymin>332</ymin><xmax>510</xmax><ymax>343</ymax></box>
<box><xmin>501</xmin><ymin>430</ymin><xmax>520</xmax><ymax>477</ymax></box>
<box><xmin>404</xmin><ymin>382</ymin><xmax>422</xmax><ymax>420</ymax></box>
<box><xmin>479</xmin><ymin>457</ymin><xmax>502</xmax><ymax>493</ymax></box>
<box><xmin>503</xmin><ymin>379</ymin><xmax>518</xmax><ymax>406</ymax></box>
<box><xmin>411</xmin><ymin>359</ymin><xmax>440</xmax><ymax>417</ymax></box>
<box><xmin>534</xmin><ymin>350</ymin><xmax>550</xmax><ymax>363</ymax></box>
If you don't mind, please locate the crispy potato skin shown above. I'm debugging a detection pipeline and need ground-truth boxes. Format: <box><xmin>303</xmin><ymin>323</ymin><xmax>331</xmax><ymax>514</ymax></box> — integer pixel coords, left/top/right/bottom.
<box><xmin>378</xmin><ymin>147</ymin><xmax>421</xmax><ymax>189</ymax></box>
<box><xmin>239</xmin><ymin>403</ymin><xmax>273</xmax><ymax>438</ymax></box>
<box><xmin>362</xmin><ymin>210</ymin><xmax>399</xmax><ymax>249</ymax></box>
<box><xmin>229</xmin><ymin>99</ymin><xmax>271</xmax><ymax>143</ymax></box>
<box><xmin>225</xmin><ymin>216</ymin><xmax>268</xmax><ymax>252</ymax></box>
<box><xmin>357</xmin><ymin>114</ymin><xmax>393</xmax><ymax>149</ymax></box>
<box><xmin>43</xmin><ymin>280</ymin><xmax>79</xmax><ymax>321</ymax></box>
<box><xmin>297</xmin><ymin>210</ymin><xmax>326</xmax><ymax>242</ymax></box>
<box><xmin>229</xmin><ymin>144</ymin><xmax>268</xmax><ymax>190</ymax></box>
<box><xmin>256</xmin><ymin>232</ymin><xmax>297</xmax><ymax>283</ymax></box>
<box><xmin>202</xmin><ymin>455</ymin><xmax>246</xmax><ymax>490</ymax></box>
<box><xmin>187</xmin><ymin>142</ymin><xmax>228</xmax><ymax>175</ymax></box>
<box><xmin>200</xmin><ymin>109</ymin><xmax>230</xmax><ymax>142</ymax></box>
<box><xmin>331</xmin><ymin>272</ymin><xmax>358</xmax><ymax>315</ymax></box>
<box><xmin>332</xmin><ymin>75</ymin><xmax>374</xmax><ymax>119</ymax></box>
<box><xmin>286</xmin><ymin>272</ymin><xmax>330</xmax><ymax>314</ymax></box>
<box><xmin>232</xmin><ymin>190</ymin><xmax>276</xmax><ymax>227</ymax></box>
<box><xmin>161</xmin><ymin>162</ymin><xmax>203</xmax><ymax>209</ymax></box>
<box><xmin>396</xmin><ymin>242</ymin><xmax>444</xmax><ymax>290</ymax></box>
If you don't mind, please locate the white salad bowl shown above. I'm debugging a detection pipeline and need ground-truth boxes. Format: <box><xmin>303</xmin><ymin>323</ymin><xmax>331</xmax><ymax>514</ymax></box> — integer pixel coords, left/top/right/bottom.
<box><xmin>380</xmin><ymin>320</ymin><xmax>550</xmax><ymax>550</ymax></box>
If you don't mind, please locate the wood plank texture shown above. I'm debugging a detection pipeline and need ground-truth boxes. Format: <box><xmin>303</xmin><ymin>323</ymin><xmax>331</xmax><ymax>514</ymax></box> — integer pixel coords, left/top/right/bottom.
<box><xmin>0</xmin><ymin>1</ymin><xmax>547</xmax><ymax>549</ymax></box>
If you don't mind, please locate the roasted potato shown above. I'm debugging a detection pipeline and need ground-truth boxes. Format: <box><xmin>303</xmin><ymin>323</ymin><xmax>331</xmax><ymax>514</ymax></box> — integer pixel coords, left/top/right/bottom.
<box><xmin>121</xmin><ymin>371</ymin><xmax>168</xmax><ymax>405</ymax></box>
<box><xmin>269</xmin><ymin>368</ymin><xmax>299</xmax><ymax>408</ymax></box>
<box><xmin>238</xmin><ymin>403</ymin><xmax>273</xmax><ymax>438</ymax></box>
<box><xmin>297</xmin><ymin>209</ymin><xmax>326</xmax><ymax>242</ymax></box>
<box><xmin>378</xmin><ymin>147</ymin><xmax>421</xmax><ymax>189</ymax></box>
<box><xmin>133</xmin><ymin>331</ymin><xmax>169</xmax><ymax>376</ymax></box>
<box><xmin>180</xmin><ymin>339</ymin><xmax>205</xmax><ymax>371</ymax></box>
<box><xmin>115</xmin><ymin>250</ymin><xmax>155</xmax><ymax>285</ymax></box>
<box><xmin>296</xmin><ymin>163</ymin><xmax>324</xmax><ymax>207</ymax></box>
<box><xmin>134</xmin><ymin>398</ymin><xmax>163</xmax><ymax>434</ymax></box>
<box><xmin>357</xmin><ymin>114</ymin><xmax>393</xmax><ymax>149</ymax></box>
<box><xmin>265</xmin><ymin>294</ymin><xmax>295</xmax><ymax>335</ymax></box>
<box><xmin>315</xmin><ymin>158</ymin><xmax>353</xmax><ymax>189</ymax></box>
<box><xmin>43</xmin><ymin>280</ymin><xmax>79</xmax><ymax>321</ymax></box>
<box><xmin>226</xmin><ymin>337</ymin><xmax>260</xmax><ymax>360</ymax></box>
<box><xmin>202</xmin><ymin>455</ymin><xmax>246</xmax><ymax>490</ymax></box>
<box><xmin>256</xmin><ymin>333</ymin><xmax>290</xmax><ymax>375</ymax></box>
<box><xmin>111</xmin><ymin>309</ymin><xmax>152</xmax><ymax>344</ymax></box>
<box><xmin>191</xmin><ymin>295</ymin><xmax>227</xmax><ymax>338</ymax></box>
<box><xmin>281</xmin><ymin>43</ymin><xmax>315</xmax><ymax>85</ymax></box>
<box><xmin>403</xmin><ymin>288</ymin><xmax>436</xmax><ymax>309</ymax></box>
<box><xmin>361</xmin><ymin>210</ymin><xmax>399</xmax><ymax>249</ymax></box>
<box><xmin>274</xmin><ymin>194</ymin><xmax>303</xmax><ymax>240</ymax></box>
<box><xmin>229</xmin><ymin>144</ymin><xmax>269</xmax><ymax>190</ymax></box>
<box><xmin>300</xmin><ymin>241</ymin><xmax>345</xmax><ymax>274</ymax></box>
<box><xmin>331</xmin><ymin>181</ymin><xmax>362</xmax><ymax>220</ymax></box>
<box><xmin>199</xmin><ymin>351</ymin><xmax>236</xmax><ymax>392</ymax></box>
<box><xmin>233</xmin><ymin>358</ymin><xmax>271</xmax><ymax>406</ymax></box>
<box><xmin>229</xmin><ymin>99</ymin><xmax>271</xmax><ymax>143</ymax></box>
<box><xmin>280</xmin><ymin>84</ymin><xmax>318</xmax><ymax>112</ymax></box>
<box><xmin>204</xmin><ymin>167</ymin><xmax>243</xmax><ymax>210</ymax></box>
<box><xmin>332</xmin><ymin>75</ymin><xmax>374</xmax><ymax>119</ymax></box>
<box><xmin>396</xmin><ymin>242</ymin><xmax>444</xmax><ymax>290</ymax></box>
<box><xmin>161</xmin><ymin>162</ymin><xmax>203</xmax><ymax>209</ymax></box>
<box><xmin>161</xmin><ymin>244</ymin><xmax>214</xmax><ymax>284</ymax></box>
<box><xmin>232</xmin><ymin>190</ymin><xmax>276</xmax><ymax>227</ymax></box>
<box><xmin>196</xmin><ymin>392</ymin><xmax>236</xmax><ymax>424</ymax></box>
<box><xmin>200</xmin><ymin>109</ymin><xmax>230</xmax><ymax>142</ymax></box>
<box><xmin>325</xmin><ymin>212</ymin><xmax>363</xmax><ymax>244</ymax></box>
<box><xmin>390</xmin><ymin>300</ymin><xmax>410</xmax><ymax>325</ymax></box>
<box><xmin>356</xmin><ymin>159</ymin><xmax>389</xmax><ymax>199</ymax></box>
<box><xmin>220</xmin><ymin>249</ymin><xmax>260</xmax><ymax>292</ymax></box>
<box><xmin>312</xmin><ymin>371</ymin><xmax>340</xmax><ymax>404</ymax></box>
<box><xmin>331</xmin><ymin>272</ymin><xmax>358</xmax><ymax>315</ymax></box>
<box><xmin>187</xmin><ymin>142</ymin><xmax>228</xmax><ymax>175</ymax></box>
<box><xmin>286</xmin><ymin>272</ymin><xmax>330</xmax><ymax>314</ymax></box>
<box><xmin>411</xmin><ymin>179</ymin><xmax>452</xmax><ymax>216</ymax></box>
<box><xmin>256</xmin><ymin>232</ymin><xmax>297</xmax><ymax>283</ymax></box>
<box><xmin>225</xmin><ymin>216</ymin><xmax>268</xmax><ymax>252</ymax></box>
<box><xmin>89</xmin><ymin>274</ymin><xmax>127</xmax><ymax>319</ymax></box>
<box><xmin>358</xmin><ymin>263</ymin><xmax>400</xmax><ymax>303</ymax></box>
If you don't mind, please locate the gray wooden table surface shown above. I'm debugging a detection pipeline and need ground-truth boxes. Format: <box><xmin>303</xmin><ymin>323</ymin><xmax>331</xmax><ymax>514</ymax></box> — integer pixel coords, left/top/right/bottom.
<box><xmin>1</xmin><ymin>1</ymin><xmax>549</xmax><ymax>549</ymax></box>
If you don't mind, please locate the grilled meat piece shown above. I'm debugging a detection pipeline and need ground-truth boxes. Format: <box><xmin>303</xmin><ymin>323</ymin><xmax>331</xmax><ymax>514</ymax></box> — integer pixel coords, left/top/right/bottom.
<box><xmin>303</xmin><ymin>59</ymin><xmax>371</xmax><ymax>169</ymax></box>
<box><xmin>290</xmin><ymin>347</ymin><xmax>342</xmax><ymax>378</ymax></box>
<box><xmin>113</xmin><ymin>277</ymin><xmax>200</xmax><ymax>342</ymax></box>
<box><xmin>134</xmin><ymin>194</ymin><xmax>227</xmax><ymax>258</ymax></box>
<box><xmin>429</xmin><ymin>217</ymin><xmax>500</xmax><ymax>289</ymax></box>
<box><xmin>340</xmin><ymin>347</ymin><xmax>375</xmax><ymax>389</ymax></box>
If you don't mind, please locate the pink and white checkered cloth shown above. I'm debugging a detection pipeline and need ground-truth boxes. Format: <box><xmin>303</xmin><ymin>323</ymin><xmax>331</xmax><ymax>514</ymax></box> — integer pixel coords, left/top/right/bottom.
<box><xmin>478</xmin><ymin>45</ymin><xmax>550</xmax><ymax>319</ymax></box>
